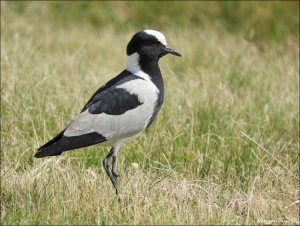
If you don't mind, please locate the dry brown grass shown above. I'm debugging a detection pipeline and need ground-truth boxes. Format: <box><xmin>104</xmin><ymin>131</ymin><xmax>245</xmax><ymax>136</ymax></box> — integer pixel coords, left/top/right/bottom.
<box><xmin>2</xmin><ymin>158</ymin><xmax>299</xmax><ymax>225</ymax></box>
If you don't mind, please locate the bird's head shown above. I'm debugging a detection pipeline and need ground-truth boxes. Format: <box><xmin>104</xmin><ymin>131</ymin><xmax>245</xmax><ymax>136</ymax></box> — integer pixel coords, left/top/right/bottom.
<box><xmin>126</xmin><ymin>30</ymin><xmax>181</xmax><ymax>73</ymax></box>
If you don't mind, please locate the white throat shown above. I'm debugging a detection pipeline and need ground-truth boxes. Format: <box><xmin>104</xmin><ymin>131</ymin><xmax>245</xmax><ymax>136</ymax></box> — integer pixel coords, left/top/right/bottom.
<box><xmin>126</xmin><ymin>52</ymin><xmax>151</xmax><ymax>81</ymax></box>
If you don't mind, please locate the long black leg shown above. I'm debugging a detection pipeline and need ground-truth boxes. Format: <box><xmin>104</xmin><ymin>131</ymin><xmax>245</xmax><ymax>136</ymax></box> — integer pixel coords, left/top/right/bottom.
<box><xmin>112</xmin><ymin>155</ymin><xmax>119</xmax><ymax>178</ymax></box>
<box><xmin>102</xmin><ymin>147</ymin><xmax>118</xmax><ymax>194</ymax></box>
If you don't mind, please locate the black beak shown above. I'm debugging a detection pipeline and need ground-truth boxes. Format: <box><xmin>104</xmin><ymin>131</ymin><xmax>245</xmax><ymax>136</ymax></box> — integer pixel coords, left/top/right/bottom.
<box><xmin>165</xmin><ymin>47</ymin><xmax>182</xmax><ymax>57</ymax></box>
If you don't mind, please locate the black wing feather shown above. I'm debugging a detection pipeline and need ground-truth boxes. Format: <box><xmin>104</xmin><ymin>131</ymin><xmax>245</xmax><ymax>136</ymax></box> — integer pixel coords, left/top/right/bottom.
<box><xmin>81</xmin><ymin>70</ymin><xmax>143</xmax><ymax>115</ymax></box>
<box><xmin>81</xmin><ymin>70</ymin><xmax>142</xmax><ymax>112</ymax></box>
<box><xmin>35</xmin><ymin>132</ymin><xmax>106</xmax><ymax>158</ymax></box>
<box><xmin>88</xmin><ymin>88</ymin><xmax>142</xmax><ymax>115</ymax></box>
<box><xmin>35</xmin><ymin>70</ymin><xmax>144</xmax><ymax>158</ymax></box>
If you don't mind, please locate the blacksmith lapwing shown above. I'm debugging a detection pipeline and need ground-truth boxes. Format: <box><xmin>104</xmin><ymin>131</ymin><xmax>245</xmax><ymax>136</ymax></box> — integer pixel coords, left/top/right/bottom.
<box><xmin>35</xmin><ymin>30</ymin><xmax>181</xmax><ymax>194</ymax></box>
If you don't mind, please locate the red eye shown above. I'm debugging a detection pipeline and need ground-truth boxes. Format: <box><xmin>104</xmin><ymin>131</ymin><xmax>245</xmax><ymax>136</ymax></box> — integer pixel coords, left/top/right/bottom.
<box><xmin>146</xmin><ymin>41</ymin><xmax>159</xmax><ymax>47</ymax></box>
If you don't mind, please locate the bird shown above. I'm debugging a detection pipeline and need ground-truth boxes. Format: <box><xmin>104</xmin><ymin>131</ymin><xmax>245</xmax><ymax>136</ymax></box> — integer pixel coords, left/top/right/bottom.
<box><xmin>35</xmin><ymin>29</ymin><xmax>181</xmax><ymax>195</ymax></box>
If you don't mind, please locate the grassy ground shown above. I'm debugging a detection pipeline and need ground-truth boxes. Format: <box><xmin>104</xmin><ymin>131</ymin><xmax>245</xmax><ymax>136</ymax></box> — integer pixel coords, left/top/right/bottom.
<box><xmin>1</xmin><ymin>2</ymin><xmax>299</xmax><ymax>225</ymax></box>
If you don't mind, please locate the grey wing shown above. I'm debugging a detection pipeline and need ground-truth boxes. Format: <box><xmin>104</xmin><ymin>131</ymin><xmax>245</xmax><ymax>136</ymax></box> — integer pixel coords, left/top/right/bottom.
<box><xmin>64</xmin><ymin>87</ymin><xmax>143</xmax><ymax>139</ymax></box>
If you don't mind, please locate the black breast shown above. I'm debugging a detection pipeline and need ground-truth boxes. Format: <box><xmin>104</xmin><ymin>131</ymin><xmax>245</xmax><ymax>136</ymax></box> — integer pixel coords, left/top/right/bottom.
<box><xmin>146</xmin><ymin>90</ymin><xmax>164</xmax><ymax>128</ymax></box>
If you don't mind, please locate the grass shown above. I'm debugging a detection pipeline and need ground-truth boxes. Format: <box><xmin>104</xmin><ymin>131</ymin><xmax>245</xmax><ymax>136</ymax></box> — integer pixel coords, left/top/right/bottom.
<box><xmin>1</xmin><ymin>2</ymin><xmax>299</xmax><ymax>225</ymax></box>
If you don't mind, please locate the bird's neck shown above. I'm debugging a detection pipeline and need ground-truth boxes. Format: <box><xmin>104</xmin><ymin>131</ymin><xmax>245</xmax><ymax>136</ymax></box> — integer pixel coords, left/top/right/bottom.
<box><xmin>126</xmin><ymin>53</ymin><xmax>164</xmax><ymax>93</ymax></box>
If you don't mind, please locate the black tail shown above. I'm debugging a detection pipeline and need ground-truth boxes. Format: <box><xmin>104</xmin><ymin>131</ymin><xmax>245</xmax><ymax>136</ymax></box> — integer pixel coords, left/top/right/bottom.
<box><xmin>35</xmin><ymin>130</ymin><xmax>106</xmax><ymax>158</ymax></box>
<box><xmin>35</xmin><ymin>129</ymin><xmax>66</xmax><ymax>158</ymax></box>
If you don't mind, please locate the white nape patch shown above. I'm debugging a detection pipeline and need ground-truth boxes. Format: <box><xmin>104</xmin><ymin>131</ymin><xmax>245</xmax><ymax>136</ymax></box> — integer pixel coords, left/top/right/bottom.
<box><xmin>126</xmin><ymin>52</ymin><xmax>140</xmax><ymax>73</ymax></box>
<box><xmin>126</xmin><ymin>52</ymin><xmax>151</xmax><ymax>81</ymax></box>
<box><xmin>144</xmin><ymin>30</ymin><xmax>167</xmax><ymax>46</ymax></box>
<box><xmin>64</xmin><ymin>79</ymin><xmax>159</xmax><ymax>145</ymax></box>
